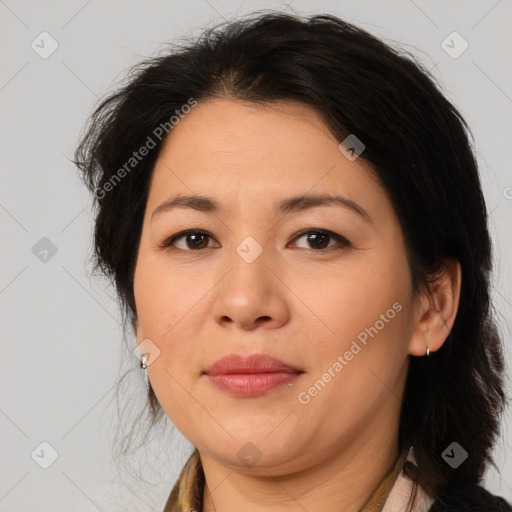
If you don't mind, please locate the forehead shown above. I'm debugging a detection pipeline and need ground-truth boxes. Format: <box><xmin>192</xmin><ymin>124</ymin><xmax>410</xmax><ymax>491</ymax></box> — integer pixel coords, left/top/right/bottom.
<box><xmin>160</xmin><ymin>98</ymin><xmax>338</xmax><ymax>166</ymax></box>
<box><xmin>146</xmin><ymin>98</ymin><xmax>387</xmax><ymax>219</ymax></box>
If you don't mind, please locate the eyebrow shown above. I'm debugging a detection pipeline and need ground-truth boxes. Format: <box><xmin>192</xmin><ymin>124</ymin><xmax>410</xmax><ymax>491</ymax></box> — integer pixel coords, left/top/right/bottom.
<box><xmin>151</xmin><ymin>193</ymin><xmax>373</xmax><ymax>224</ymax></box>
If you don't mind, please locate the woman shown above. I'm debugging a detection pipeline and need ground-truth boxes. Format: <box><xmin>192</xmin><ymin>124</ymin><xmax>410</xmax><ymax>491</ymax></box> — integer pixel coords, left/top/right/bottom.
<box><xmin>74</xmin><ymin>11</ymin><xmax>511</xmax><ymax>511</ymax></box>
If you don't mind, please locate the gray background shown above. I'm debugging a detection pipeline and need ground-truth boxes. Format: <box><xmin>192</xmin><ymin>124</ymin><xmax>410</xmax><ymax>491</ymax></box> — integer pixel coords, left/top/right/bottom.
<box><xmin>1</xmin><ymin>1</ymin><xmax>511</xmax><ymax>510</ymax></box>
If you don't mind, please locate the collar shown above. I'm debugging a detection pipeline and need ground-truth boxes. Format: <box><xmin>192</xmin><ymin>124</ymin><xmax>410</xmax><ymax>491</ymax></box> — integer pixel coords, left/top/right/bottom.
<box><xmin>361</xmin><ymin>445</ymin><xmax>434</xmax><ymax>512</ymax></box>
<box><xmin>380</xmin><ymin>446</ymin><xmax>435</xmax><ymax>512</ymax></box>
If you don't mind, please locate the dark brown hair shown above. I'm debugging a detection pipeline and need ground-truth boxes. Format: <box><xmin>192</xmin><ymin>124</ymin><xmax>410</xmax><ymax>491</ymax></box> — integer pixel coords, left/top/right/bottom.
<box><xmin>73</xmin><ymin>10</ymin><xmax>509</xmax><ymax>505</ymax></box>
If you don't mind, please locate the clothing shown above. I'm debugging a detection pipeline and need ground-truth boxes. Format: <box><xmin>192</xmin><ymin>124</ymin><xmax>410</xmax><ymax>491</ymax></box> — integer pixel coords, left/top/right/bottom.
<box><xmin>162</xmin><ymin>447</ymin><xmax>510</xmax><ymax>511</ymax></box>
<box><xmin>361</xmin><ymin>446</ymin><xmax>433</xmax><ymax>511</ymax></box>
<box><xmin>164</xmin><ymin>448</ymin><xmax>203</xmax><ymax>512</ymax></box>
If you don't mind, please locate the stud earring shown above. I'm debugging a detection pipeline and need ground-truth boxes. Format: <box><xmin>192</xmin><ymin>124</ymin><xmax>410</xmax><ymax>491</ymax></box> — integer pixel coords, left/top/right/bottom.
<box><xmin>426</xmin><ymin>346</ymin><xmax>431</xmax><ymax>357</ymax></box>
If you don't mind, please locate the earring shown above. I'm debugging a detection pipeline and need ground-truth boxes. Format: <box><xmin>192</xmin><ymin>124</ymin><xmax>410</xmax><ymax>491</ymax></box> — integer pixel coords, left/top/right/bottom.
<box><xmin>140</xmin><ymin>354</ymin><xmax>149</xmax><ymax>389</ymax></box>
<box><xmin>426</xmin><ymin>346</ymin><xmax>431</xmax><ymax>357</ymax></box>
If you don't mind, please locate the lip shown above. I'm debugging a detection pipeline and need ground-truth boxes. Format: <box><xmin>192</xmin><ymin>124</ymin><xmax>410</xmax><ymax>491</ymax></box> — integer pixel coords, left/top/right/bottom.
<box><xmin>204</xmin><ymin>354</ymin><xmax>303</xmax><ymax>397</ymax></box>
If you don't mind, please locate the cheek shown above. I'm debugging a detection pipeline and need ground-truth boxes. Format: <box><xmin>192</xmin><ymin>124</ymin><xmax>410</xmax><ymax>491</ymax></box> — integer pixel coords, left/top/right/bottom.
<box><xmin>134</xmin><ymin>265</ymin><xmax>203</xmax><ymax>435</ymax></box>
<box><xmin>304</xmin><ymin>255</ymin><xmax>407</xmax><ymax>344</ymax></box>
<box><xmin>298</xmin><ymin>249</ymin><xmax>411</xmax><ymax>395</ymax></box>
<box><xmin>134</xmin><ymin>249</ymin><xmax>203</xmax><ymax>340</ymax></box>
<box><xmin>133</xmin><ymin>250</ymin><xmax>209</xmax><ymax>395</ymax></box>
<box><xmin>292</xmin><ymin>276</ymin><xmax>409</xmax><ymax>446</ymax></box>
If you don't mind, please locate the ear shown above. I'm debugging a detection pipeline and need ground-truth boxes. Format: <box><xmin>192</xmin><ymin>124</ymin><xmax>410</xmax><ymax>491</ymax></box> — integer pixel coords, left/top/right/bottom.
<box><xmin>408</xmin><ymin>258</ymin><xmax>462</xmax><ymax>356</ymax></box>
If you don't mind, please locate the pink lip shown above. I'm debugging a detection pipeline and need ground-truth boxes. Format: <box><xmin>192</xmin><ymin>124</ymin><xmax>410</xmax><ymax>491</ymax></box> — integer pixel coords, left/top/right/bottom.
<box><xmin>204</xmin><ymin>354</ymin><xmax>303</xmax><ymax>397</ymax></box>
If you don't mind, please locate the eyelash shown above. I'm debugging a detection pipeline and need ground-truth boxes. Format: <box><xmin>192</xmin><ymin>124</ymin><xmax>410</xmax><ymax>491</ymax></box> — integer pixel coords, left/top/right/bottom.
<box><xmin>159</xmin><ymin>228</ymin><xmax>351</xmax><ymax>253</ymax></box>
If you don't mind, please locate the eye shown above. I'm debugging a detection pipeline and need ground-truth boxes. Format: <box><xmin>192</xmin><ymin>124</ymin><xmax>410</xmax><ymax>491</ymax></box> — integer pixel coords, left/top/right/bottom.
<box><xmin>290</xmin><ymin>229</ymin><xmax>351</xmax><ymax>252</ymax></box>
<box><xmin>160</xmin><ymin>230</ymin><xmax>218</xmax><ymax>251</ymax></box>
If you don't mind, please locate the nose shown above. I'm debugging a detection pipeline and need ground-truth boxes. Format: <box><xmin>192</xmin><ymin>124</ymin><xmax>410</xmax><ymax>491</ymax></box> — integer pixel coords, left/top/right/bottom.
<box><xmin>211</xmin><ymin>244</ymin><xmax>290</xmax><ymax>331</ymax></box>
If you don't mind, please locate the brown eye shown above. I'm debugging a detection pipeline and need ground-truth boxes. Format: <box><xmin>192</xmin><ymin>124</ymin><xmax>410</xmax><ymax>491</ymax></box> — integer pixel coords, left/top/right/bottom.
<box><xmin>160</xmin><ymin>230</ymin><xmax>217</xmax><ymax>251</ymax></box>
<box><xmin>292</xmin><ymin>229</ymin><xmax>351</xmax><ymax>251</ymax></box>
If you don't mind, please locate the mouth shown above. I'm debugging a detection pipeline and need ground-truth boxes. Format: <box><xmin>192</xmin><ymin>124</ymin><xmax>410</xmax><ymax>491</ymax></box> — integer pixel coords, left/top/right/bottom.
<box><xmin>203</xmin><ymin>353</ymin><xmax>304</xmax><ymax>397</ymax></box>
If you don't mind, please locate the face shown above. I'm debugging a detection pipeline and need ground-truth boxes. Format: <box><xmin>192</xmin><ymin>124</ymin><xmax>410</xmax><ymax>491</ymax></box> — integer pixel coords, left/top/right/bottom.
<box><xmin>133</xmin><ymin>98</ymin><xmax>417</xmax><ymax>475</ymax></box>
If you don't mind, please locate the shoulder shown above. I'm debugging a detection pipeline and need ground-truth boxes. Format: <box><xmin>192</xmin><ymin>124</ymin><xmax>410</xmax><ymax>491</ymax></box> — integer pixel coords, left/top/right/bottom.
<box><xmin>428</xmin><ymin>482</ymin><xmax>512</xmax><ymax>511</ymax></box>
